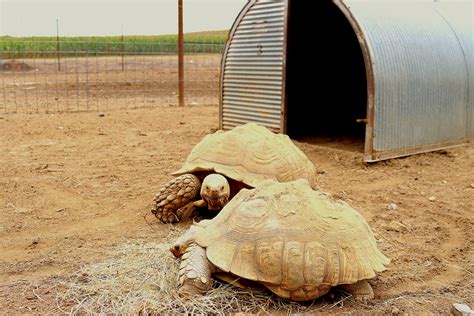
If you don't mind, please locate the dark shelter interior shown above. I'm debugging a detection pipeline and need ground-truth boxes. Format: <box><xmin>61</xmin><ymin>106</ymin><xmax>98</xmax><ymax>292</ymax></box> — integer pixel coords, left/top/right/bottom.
<box><xmin>285</xmin><ymin>1</ymin><xmax>368</xmax><ymax>149</ymax></box>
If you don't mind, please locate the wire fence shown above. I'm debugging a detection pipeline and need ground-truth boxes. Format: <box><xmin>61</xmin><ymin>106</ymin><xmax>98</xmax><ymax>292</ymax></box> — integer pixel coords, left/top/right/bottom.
<box><xmin>0</xmin><ymin>40</ymin><xmax>225</xmax><ymax>113</ymax></box>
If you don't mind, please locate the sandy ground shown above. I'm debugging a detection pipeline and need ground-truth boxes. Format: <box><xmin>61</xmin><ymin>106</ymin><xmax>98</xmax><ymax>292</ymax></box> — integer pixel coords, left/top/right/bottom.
<box><xmin>0</xmin><ymin>105</ymin><xmax>472</xmax><ymax>314</ymax></box>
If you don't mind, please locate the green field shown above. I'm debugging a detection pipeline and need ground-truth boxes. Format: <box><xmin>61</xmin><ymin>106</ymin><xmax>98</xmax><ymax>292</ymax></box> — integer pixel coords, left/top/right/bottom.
<box><xmin>0</xmin><ymin>30</ymin><xmax>228</xmax><ymax>58</ymax></box>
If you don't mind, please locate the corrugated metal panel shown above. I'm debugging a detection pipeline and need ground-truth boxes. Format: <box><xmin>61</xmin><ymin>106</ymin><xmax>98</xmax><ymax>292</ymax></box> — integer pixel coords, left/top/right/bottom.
<box><xmin>435</xmin><ymin>1</ymin><xmax>474</xmax><ymax>138</ymax></box>
<box><xmin>221</xmin><ymin>0</ymin><xmax>286</xmax><ymax>131</ymax></box>
<box><xmin>342</xmin><ymin>1</ymin><xmax>470</xmax><ymax>154</ymax></box>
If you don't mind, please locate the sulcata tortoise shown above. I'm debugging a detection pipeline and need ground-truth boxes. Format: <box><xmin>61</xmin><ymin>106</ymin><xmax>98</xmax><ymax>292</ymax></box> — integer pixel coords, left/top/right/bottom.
<box><xmin>171</xmin><ymin>179</ymin><xmax>389</xmax><ymax>302</ymax></box>
<box><xmin>152</xmin><ymin>123</ymin><xmax>317</xmax><ymax>223</ymax></box>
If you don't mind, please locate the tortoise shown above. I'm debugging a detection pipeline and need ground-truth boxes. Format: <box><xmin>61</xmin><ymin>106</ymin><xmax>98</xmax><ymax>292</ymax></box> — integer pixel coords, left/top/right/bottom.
<box><xmin>152</xmin><ymin>123</ymin><xmax>317</xmax><ymax>223</ymax></box>
<box><xmin>171</xmin><ymin>179</ymin><xmax>390</xmax><ymax>302</ymax></box>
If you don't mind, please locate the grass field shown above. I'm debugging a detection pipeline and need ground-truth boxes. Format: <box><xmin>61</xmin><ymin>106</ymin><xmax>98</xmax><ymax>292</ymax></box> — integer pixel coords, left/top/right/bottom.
<box><xmin>0</xmin><ymin>30</ymin><xmax>228</xmax><ymax>58</ymax></box>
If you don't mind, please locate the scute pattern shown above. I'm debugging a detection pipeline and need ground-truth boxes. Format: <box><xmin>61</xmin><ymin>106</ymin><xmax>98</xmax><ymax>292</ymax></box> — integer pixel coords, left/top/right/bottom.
<box><xmin>152</xmin><ymin>174</ymin><xmax>200</xmax><ymax>223</ymax></box>
<box><xmin>172</xmin><ymin>123</ymin><xmax>317</xmax><ymax>189</ymax></box>
<box><xmin>195</xmin><ymin>179</ymin><xmax>389</xmax><ymax>299</ymax></box>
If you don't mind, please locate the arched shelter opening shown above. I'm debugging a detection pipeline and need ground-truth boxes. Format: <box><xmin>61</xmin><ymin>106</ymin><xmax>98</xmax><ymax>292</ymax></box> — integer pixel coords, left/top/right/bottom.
<box><xmin>285</xmin><ymin>1</ymin><xmax>368</xmax><ymax>152</ymax></box>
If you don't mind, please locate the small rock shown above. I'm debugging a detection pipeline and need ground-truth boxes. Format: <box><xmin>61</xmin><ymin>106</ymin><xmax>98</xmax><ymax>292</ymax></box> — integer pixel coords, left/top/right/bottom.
<box><xmin>452</xmin><ymin>303</ymin><xmax>473</xmax><ymax>316</ymax></box>
<box><xmin>27</xmin><ymin>239</ymin><xmax>40</xmax><ymax>249</ymax></box>
<box><xmin>388</xmin><ymin>203</ymin><xmax>399</xmax><ymax>210</ymax></box>
<box><xmin>428</xmin><ymin>196</ymin><xmax>436</xmax><ymax>202</ymax></box>
<box><xmin>386</xmin><ymin>220</ymin><xmax>408</xmax><ymax>232</ymax></box>
<box><xmin>470</xmin><ymin>184</ymin><xmax>474</xmax><ymax>189</ymax></box>
<box><xmin>98</xmin><ymin>112</ymin><xmax>105</xmax><ymax>117</ymax></box>
<box><xmin>442</xmin><ymin>180</ymin><xmax>447</xmax><ymax>184</ymax></box>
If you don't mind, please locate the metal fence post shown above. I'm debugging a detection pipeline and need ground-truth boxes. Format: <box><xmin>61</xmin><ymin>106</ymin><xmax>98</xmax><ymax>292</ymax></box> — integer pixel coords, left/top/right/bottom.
<box><xmin>56</xmin><ymin>18</ymin><xmax>61</xmax><ymax>71</ymax></box>
<box><xmin>121</xmin><ymin>31</ymin><xmax>125</xmax><ymax>71</ymax></box>
<box><xmin>178</xmin><ymin>0</ymin><xmax>185</xmax><ymax>107</ymax></box>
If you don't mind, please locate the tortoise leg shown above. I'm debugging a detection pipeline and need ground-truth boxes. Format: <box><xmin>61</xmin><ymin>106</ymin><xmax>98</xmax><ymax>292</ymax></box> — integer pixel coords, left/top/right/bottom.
<box><xmin>151</xmin><ymin>174</ymin><xmax>200</xmax><ymax>223</ymax></box>
<box><xmin>170</xmin><ymin>221</ymin><xmax>211</xmax><ymax>258</ymax></box>
<box><xmin>177</xmin><ymin>243</ymin><xmax>214</xmax><ymax>297</ymax></box>
<box><xmin>176</xmin><ymin>202</ymin><xmax>198</xmax><ymax>221</ymax></box>
<box><xmin>339</xmin><ymin>280</ymin><xmax>374</xmax><ymax>302</ymax></box>
<box><xmin>193</xmin><ymin>199</ymin><xmax>207</xmax><ymax>208</ymax></box>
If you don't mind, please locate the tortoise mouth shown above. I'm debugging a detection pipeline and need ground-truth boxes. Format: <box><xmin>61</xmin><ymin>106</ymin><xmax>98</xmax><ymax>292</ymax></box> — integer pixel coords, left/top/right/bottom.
<box><xmin>206</xmin><ymin>196</ymin><xmax>228</xmax><ymax>211</ymax></box>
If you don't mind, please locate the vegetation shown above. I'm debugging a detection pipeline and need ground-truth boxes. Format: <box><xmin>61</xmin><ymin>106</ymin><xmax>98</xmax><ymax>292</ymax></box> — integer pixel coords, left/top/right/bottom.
<box><xmin>0</xmin><ymin>30</ymin><xmax>228</xmax><ymax>58</ymax></box>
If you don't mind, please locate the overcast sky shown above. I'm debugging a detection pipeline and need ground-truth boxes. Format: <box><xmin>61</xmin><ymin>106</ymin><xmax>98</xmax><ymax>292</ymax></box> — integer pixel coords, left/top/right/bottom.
<box><xmin>0</xmin><ymin>0</ymin><xmax>248</xmax><ymax>36</ymax></box>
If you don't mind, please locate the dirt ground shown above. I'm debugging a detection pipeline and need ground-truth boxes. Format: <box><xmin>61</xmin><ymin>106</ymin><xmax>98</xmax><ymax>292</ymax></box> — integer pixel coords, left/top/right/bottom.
<box><xmin>0</xmin><ymin>105</ymin><xmax>472</xmax><ymax>314</ymax></box>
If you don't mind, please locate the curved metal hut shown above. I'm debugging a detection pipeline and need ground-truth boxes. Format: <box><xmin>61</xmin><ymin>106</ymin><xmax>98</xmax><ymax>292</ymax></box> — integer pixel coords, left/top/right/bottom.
<box><xmin>219</xmin><ymin>0</ymin><xmax>473</xmax><ymax>162</ymax></box>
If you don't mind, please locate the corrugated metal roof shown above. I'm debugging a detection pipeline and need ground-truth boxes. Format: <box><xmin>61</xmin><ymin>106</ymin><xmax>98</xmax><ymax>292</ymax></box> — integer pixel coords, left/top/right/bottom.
<box><xmin>342</xmin><ymin>0</ymin><xmax>471</xmax><ymax>154</ymax></box>
<box><xmin>434</xmin><ymin>1</ymin><xmax>474</xmax><ymax>138</ymax></box>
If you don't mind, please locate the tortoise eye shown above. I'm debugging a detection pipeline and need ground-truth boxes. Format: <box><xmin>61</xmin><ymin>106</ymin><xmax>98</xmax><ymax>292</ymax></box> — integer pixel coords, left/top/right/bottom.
<box><xmin>221</xmin><ymin>186</ymin><xmax>224</xmax><ymax>190</ymax></box>
<box><xmin>206</xmin><ymin>186</ymin><xmax>209</xmax><ymax>190</ymax></box>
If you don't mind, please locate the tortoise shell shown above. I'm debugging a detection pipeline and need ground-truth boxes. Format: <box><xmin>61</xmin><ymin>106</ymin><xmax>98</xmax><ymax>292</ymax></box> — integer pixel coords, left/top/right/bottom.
<box><xmin>193</xmin><ymin>179</ymin><xmax>389</xmax><ymax>301</ymax></box>
<box><xmin>172</xmin><ymin>123</ymin><xmax>317</xmax><ymax>189</ymax></box>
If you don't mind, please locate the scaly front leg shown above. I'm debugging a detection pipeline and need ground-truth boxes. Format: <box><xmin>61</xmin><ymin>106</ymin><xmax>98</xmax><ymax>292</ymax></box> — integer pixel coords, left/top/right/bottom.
<box><xmin>177</xmin><ymin>243</ymin><xmax>214</xmax><ymax>297</ymax></box>
<box><xmin>151</xmin><ymin>174</ymin><xmax>200</xmax><ymax>223</ymax></box>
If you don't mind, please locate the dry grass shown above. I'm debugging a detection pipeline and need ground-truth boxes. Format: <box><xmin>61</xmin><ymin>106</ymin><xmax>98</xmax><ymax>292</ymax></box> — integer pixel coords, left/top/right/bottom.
<box><xmin>41</xmin><ymin>228</ymin><xmax>348</xmax><ymax>315</ymax></box>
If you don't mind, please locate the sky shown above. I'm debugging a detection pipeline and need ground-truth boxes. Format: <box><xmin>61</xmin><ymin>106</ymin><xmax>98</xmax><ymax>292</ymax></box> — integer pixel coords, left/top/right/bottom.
<box><xmin>0</xmin><ymin>0</ymin><xmax>248</xmax><ymax>36</ymax></box>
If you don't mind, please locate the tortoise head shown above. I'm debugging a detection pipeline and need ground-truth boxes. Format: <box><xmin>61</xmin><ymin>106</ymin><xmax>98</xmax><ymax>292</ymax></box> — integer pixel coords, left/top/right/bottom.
<box><xmin>200</xmin><ymin>174</ymin><xmax>230</xmax><ymax>211</ymax></box>
<box><xmin>170</xmin><ymin>223</ymin><xmax>205</xmax><ymax>258</ymax></box>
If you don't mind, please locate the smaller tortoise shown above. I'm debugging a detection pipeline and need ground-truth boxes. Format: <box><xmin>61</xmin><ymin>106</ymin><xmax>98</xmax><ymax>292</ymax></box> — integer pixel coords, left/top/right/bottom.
<box><xmin>171</xmin><ymin>179</ymin><xmax>389</xmax><ymax>302</ymax></box>
<box><xmin>152</xmin><ymin>123</ymin><xmax>317</xmax><ymax>223</ymax></box>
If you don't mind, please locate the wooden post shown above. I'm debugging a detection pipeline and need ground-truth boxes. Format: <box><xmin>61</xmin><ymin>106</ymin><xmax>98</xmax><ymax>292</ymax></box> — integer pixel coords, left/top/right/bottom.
<box><xmin>178</xmin><ymin>0</ymin><xmax>185</xmax><ymax>106</ymax></box>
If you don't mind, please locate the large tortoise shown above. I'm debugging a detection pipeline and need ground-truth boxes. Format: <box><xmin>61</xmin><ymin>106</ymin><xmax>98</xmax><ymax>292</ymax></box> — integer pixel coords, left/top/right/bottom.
<box><xmin>171</xmin><ymin>179</ymin><xmax>389</xmax><ymax>302</ymax></box>
<box><xmin>152</xmin><ymin>123</ymin><xmax>317</xmax><ymax>223</ymax></box>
